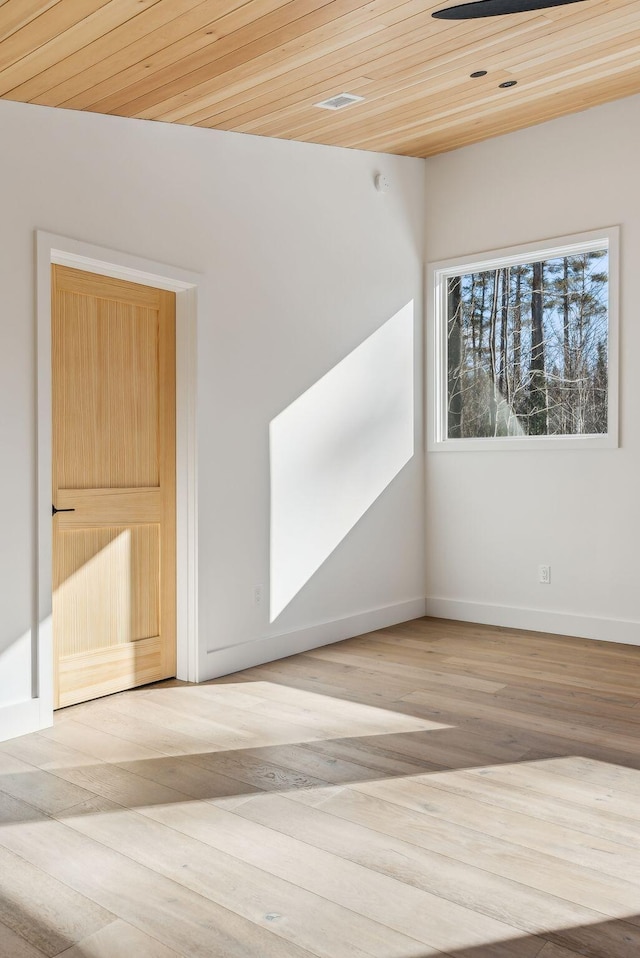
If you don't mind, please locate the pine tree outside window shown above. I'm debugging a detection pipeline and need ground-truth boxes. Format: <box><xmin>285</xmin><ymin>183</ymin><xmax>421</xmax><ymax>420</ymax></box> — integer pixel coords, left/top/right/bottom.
<box><xmin>428</xmin><ymin>228</ymin><xmax>619</xmax><ymax>451</ymax></box>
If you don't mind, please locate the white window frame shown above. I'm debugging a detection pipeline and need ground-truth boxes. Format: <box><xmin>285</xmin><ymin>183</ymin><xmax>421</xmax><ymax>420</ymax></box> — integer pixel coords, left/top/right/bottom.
<box><xmin>427</xmin><ymin>226</ymin><xmax>619</xmax><ymax>452</ymax></box>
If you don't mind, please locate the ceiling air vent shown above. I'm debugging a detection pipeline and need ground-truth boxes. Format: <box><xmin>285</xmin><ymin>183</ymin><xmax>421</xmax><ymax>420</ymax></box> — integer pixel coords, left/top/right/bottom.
<box><xmin>314</xmin><ymin>93</ymin><xmax>365</xmax><ymax>111</ymax></box>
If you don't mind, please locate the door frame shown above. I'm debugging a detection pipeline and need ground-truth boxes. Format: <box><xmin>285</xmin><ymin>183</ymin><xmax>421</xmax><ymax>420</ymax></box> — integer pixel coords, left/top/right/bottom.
<box><xmin>35</xmin><ymin>231</ymin><xmax>199</xmax><ymax>729</ymax></box>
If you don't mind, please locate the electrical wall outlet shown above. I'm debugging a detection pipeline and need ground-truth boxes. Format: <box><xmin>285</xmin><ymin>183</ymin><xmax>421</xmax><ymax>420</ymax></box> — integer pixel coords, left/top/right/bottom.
<box><xmin>254</xmin><ymin>584</ymin><xmax>263</xmax><ymax>606</ymax></box>
<box><xmin>538</xmin><ymin>564</ymin><xmax>551</xmax><ymax>584</ymax></box>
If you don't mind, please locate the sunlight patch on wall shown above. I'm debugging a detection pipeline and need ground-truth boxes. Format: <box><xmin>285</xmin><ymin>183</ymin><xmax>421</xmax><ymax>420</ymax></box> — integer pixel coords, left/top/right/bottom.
<box><xmin>270</xmin><ymin>302</ymin><xmax>414</xmax><ymax>622</ymax></box>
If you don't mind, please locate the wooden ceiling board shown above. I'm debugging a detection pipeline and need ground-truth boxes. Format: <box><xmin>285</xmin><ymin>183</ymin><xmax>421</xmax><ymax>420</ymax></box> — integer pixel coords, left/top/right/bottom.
<box><xmin>159</xmin><ymin>0</ymin><xmax>446</xmax><ymax>126</ymax></box>
<box><xmin>1</xmin><ymin>0</ymin><xmax>640</xmax><ymax>156</ymax></box>
<box><xmin>295</xmin><ymin>35</ymin><xmax>640</xmax><ymax>148</ymax></box>
<box><xmin>379</xmin><ymin>56</ymin><xmax>640</xmax><ymax>153</ymax></box>
<box><xmin>400</xmin><ymin>65</ymin><xmax>640</xmax><ymax>154</ymax></box>
<box><xmin>68</xmin><ymin>0</ymin><xmax>343</xmax><ymax>113</ymax></box>
<box><xmin>0</xmin><ymin>1</ymin><xmax>64</xmax><ymax>45</ymax></box>
<box><xmin>232</xmin><ymin>16</ymin><xmax>555</xmax><ymax>138</ymax></box>
<box><xmin>6</xmin><ymin>0</ymin><xmax>281</xmax><ymax>103</ymax></box>
<box><xmin>238</xmin><ymin>1</ymin><xmax>638</xmax><ymax>138</ymax></box>
<box><xmin>112</xmin><ymin>0</ymin><xmax>404</xmax><ymax>121</ymax></box>
<box><xmin>242</xmin><ymin>10</ymin><xmax>640</xmax><ymax>150</ymax></box>
<box><xmin>186</xmin><ymin>7</ymin><xmax>543</xmax><ymax>129</ymax></box>
<box><xmin>6</xmin><ymin>0</ymin><xmax>221</xmax><ymax>101</ymax></box>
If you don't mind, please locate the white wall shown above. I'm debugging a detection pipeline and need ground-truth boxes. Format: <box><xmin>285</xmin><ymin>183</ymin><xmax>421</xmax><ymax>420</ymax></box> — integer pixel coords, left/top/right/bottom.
<box><xmin>0</xmin><ymin>98</ymin><xmax>426</xmax><ymax>725</ymax></box>
<box><xmin>424</xmin><ymin>93</ymin><xmax>640</xmax><ymax>645</ymax></box>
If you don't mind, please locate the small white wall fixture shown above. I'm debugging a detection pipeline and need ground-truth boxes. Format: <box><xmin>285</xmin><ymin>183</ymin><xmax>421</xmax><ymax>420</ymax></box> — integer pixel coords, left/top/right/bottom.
<box><xmin>5</xmin><ymin>231</ymin><xmax>200</xmax><ymax>742</ymax></box>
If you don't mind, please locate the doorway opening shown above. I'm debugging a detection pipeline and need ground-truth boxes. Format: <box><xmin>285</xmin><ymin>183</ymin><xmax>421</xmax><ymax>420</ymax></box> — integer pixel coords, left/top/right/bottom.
<box><xmin>35</xmin><ymin>233</ymin><xmax>199</xmax><ymax>726</ymax></box>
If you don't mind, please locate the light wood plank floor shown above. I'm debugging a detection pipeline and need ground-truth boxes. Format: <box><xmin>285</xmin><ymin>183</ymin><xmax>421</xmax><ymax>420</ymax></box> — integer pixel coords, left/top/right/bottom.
<box><xmin>2</xmin><ymin>617</ymin><xmax>640</xmax><ymax>957</ymax></box>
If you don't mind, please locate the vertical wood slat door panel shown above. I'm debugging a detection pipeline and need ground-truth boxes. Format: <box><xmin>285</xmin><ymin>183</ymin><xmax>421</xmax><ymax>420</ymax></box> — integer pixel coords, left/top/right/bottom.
<box><xmin>52</xmin><ymin>265</ymin><xmax>176</xmax><ymax>709</ymax></box>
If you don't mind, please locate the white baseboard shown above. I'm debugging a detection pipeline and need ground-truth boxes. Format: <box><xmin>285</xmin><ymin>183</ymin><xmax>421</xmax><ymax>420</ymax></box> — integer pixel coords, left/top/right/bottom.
<box><xmin>0</xmin><ymin>698</ymin><xmax>51</xmax><ymax>744</ymax></box>
<box><xmin>426</xmin><ymin>596</ymin><xmax>640</xmax><ymax>647</ymax></box>
<box><xmin>202</xmin><ymin>598</ymin><xmax>427</xmax><ymax>680</ymax></box>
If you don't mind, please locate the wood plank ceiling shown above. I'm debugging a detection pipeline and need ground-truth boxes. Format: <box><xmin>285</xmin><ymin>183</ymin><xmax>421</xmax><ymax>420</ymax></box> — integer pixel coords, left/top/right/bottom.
<box><xmin>1</xmin><ymin>0</ymin><xmax>639</xmax><ymax>157</ymax></box>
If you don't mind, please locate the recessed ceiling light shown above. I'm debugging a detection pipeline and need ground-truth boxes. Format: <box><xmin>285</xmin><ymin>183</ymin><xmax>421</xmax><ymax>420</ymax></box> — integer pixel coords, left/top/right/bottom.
<box><xmin>470</xmin><ymin>70</ymin><xmax>488</xmax><ymax>77</ymax></box>
<box><xmin>499</xmin><ymin>80</ymin><xmax>518</xmax><ymax>87</ymax></box>
<box><xmin>315</xmin><ymin>93</ymin><xmax>365</xmax><ymax>110</ymax></box>
<box><xmin>433</xmin><ymin>0</ymin><xmax>587</xmax><ymax>18</ymax></box>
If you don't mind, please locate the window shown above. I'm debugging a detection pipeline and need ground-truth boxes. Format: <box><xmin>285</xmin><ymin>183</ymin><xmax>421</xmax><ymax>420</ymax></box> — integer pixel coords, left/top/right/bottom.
<box><xmin>428</xmin><ymin>228</ymin><xmax>619</xmax><ymax>450</ymax></box>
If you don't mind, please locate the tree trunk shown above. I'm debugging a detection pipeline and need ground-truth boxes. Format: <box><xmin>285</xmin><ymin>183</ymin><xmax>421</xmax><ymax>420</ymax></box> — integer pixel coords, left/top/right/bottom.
<box><xmin>488</xmin><ymin>270</ymin><xmax>500</xmax><ymax>435</ymax></box>
<box><xmin>447</xmin><ymin>276</ymin><xmax>463</xmax><ymax>438</ymax></box>
<box><xmin>562</xmin><ymin>256</ymin><xmax>571</xmax><ymax>433</ymax></box>
<box><xmin>529</xmin><ymin>260</ymin><xmax>547</xmax><ymax>435</ymax></box>
<box><xmin>513</xmin><ymin>269</ymin><xmax>522</xmax><ymax>394</ymax></box>
<box><xmin>498</xmin><ymin>267</ymin><xmax>509</xmax><ymax>401</ymax></box>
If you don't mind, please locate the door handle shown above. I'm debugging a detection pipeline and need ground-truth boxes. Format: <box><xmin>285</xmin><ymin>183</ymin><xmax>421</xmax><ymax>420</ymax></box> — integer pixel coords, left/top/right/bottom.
<box><xmin>52</xmin><ymin>504</ymin><xmax>76</xmax><ymax>516</ymax></box>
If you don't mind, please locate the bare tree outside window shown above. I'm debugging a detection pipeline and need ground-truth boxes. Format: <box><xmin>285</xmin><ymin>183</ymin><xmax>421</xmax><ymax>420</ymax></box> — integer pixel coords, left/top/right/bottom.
<box><xmin>445</xmin><ymin>249</ymin><xmax>610</xmax><ymax>439</ymax></box>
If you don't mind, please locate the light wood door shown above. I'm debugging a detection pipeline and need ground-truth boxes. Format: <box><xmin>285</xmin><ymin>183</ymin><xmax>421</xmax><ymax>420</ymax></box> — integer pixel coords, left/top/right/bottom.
<box><xmin>52</xmin><ymin>265</ymin><xmax>176</xmax><ymax>709</ymax></box>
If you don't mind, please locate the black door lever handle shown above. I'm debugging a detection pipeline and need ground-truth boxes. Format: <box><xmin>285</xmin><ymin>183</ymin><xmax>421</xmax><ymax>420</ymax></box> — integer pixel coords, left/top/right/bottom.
<box><xmin>52</xmin><ymin>504</ymin><xmax>76</xmax><ymax>516</ymax></box>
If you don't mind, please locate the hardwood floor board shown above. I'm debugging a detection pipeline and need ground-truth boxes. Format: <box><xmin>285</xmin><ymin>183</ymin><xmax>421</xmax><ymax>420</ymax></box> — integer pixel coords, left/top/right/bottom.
<box><xmin>114</xmin><ymin>753</ymin><xmax>265</xmax><ymax>802</ymax></box>
<box><xmin>34</xmin><ymin>717</ymin><xmax>170</xmax><ymax>764</ymax></box>
<box><xmin>398</xmin><ymin>680</ymin><xmax>640</xmax><ymax>738</ymax></box>
<box><xmin>371</xmin><ymin>620</ymin><xmax>640</xmax><ymax>670</ymax></box>
<box><xmin>0</xmin><ymin>920</ymin><xmax>48</xmax><ymax>958</ymax></box>
<box><xmin>227</xmin><ymin>657</ymin><xmax>425</xmax><ymax>703</ymax></box>
<box><xmin>360</xmin><ymin>767</ymin><xmax>640</xmax><ymax>849</ymax></box>
<box><xmin>307</xmin><ymin>643</ymin><xmax>640</xmax><ymax>699</ymax></box>
<box><xmin>186</xmin><ymin>746</ymin><xmax>336</xmax><ymax>793</ymax></box>
<box><xmin>49</xmin><ymin>685</ymin><xmax>152</xmax><ymax>724</ymax></box>
<box><xmin>286</xmin><ymin>784</ymin><xmax>640</xmax><ymax>912</ymax></box>
<box><xmin>335</xmin><ymin>637</ymin><xmax>509</xmax><ymax>690</ymax></box>
<box><xmin>235</xmin><ymin>740</ymin><xmax>415</xmax><ymax>786</ymax></box>
<box><xmin>231</xmin><ymin>791</ymin><xmax>640</xmax><ymax>956</ymax></box>
<box><xmin>349</xmin><ymin>775</ymin><xmax>640</xmax><ymax>877</ymax></box>
<box><xmin>297</xmin><ymin>734</ymin><xmax>440</xmax><ymax>777</ymax></box>
<box><xmin>4</xmin><ymin>618</ymin><xmax>640</xmax><ymax>957</ymax></box>
<box><xmin>435</xmin><ymin>646</ymin><xmax>640</xmax><ymax>691</ymax></box>
<box><xmin>393</xmin><ymin>688</ymin><xmax>640</xmax><ymax>756</ymax></box>
<box><xmin>95</xmin><ymin>693</ymin><xmax>259</xmax><ymax>747</ymax></box>
<box><xmin>344</xmin><ymin>728</ymin><xmax>529</xmax><ymax>775</ymax></box>
<box><xmin>184</xmin><ymin>679</ymin><xmax>449</xmax><ymax>739</ymax></box>
<box><xmin>0</xmin><ymin>749</ymin><xmax>98</xmax><ymax>814</ymax></box>
<box><xmin>54</xmin><ymin>919</ymin><xmax>182</xmax><ymax>958</ymax></box>
<box><xmin>491</xmin><ymin>682</ymin><xmax>640</xmax><ymax>717</ymax></box>
<box><xmin>103</xmin><ymin>686</ymin><xmax>355</xmax><ymax>750</ymax></box>
<box><xmin>280</xmin><ymin>648</ymin><xmax>526</xmax><ymax>706</ymax></box>
<box><xmin>449</xmin><ymin>761</ymin><xmax>640</xmax><ymax>819</ymax></box>
<box><xmin>43</xmin><ymin>757</ymin><xmax>201</xmax><ymax>811</ymax></box>
<box><xmin>440</xmin><ymin>652</ymin><xmax>640</xmax><ymax>697</ymax></box>
<box><xmin>56</xmin><ymin>700</ymin><xmax>228</xmax><ymax>756</ymax></box>
<box><xmin>537</xmin><ymin>943</ymin><xmax>593</xmax><ymax>958</ymax></box>
<box><xmin>56</xmin><ymin>796</ymin><xmax>434</xmax><ymax>958</ymax></box>
<box><xmin>351</xmin><ymin>633</ymin><xmax>640</xmax><ymax>694</ymax></box>
<box><xmin>527</xmin><ymin>755</ymin><xmax>640</xmax><ymax>797</ymax></box>
<box><xmin>172</xmin><ymin>715</ymin><xmax>532</xmax><ymax>787</ymax></box>
<box><xmin>0</xmin><ymin>729</ymin><xmax>110</xmax><ymax>770</ymax></box>
<box><xmin>453</xmin><ymin>723</ymin><xmax>640</xmax><ymax>775</ymax></box>
<box><xmin>151</xmin><ymin>681</ymin><xmax>442</xmax><ymax>740</ymax></box>
<box><xmin>204</xmin><ymin>664</ymin><xmax>496</xmax><ymax>712</ymax></box>
<box><xmin>0</xmin><ymin>795</ymin><xmax>318</xmax><ymax>958</ymax></box>
<box><xmin>139</xmin><ymin>796</ymin><xmax>543</xmax><ymax>958</ymax></box>
<box><xmin>0</xmin><ymin>843</ymin><xmax>115</xmax><ymax>956</ymax></box>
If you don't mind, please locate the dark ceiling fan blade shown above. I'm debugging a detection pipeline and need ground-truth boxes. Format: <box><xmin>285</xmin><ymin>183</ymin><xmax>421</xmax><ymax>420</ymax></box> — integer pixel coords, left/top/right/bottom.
<box><xmin>433</xmin><ymin>0</ymin><xmax>587</xmax><ymax>18</ymax></box>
